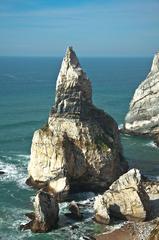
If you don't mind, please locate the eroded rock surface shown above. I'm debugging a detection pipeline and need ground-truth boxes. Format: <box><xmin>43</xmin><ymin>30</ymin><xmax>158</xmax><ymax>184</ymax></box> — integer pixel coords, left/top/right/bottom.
<box><xmin>124</xmin><ymin>52</ymin><xmax>159</xmax><ymax>136</ymax></box>
<box><xmin>94</xmin><ymin>169</ymin><xmax>150</xmax><ymax>222</ymax></box>
<box><xmin>94</xmin><ymin>221</ymin><xmax>158</xmax><ymax>240</ymax></box>
<box><xmin>94</xmin><ymin>195</ymin><xmax>110</xmax><ymax>225</ymax></box>
<box><xmin>21</xmin><ymin>190</ymin><xmax>59</xmax><ymax>233</ymax></box>
<box><xmin>28</xmin><ymin>47</ymin><xmax>127</xmax><ymax>195</ymax></box>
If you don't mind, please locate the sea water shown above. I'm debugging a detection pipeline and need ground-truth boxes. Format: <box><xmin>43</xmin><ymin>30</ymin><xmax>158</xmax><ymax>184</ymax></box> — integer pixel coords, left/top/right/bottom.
<box><xmin>0</xmin><ymin>56</ymin><xmax>159</xmax><ymax>239</ymax></box>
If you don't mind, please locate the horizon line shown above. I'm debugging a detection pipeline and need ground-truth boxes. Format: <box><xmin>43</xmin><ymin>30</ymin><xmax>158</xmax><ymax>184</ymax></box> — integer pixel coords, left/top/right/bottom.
<box><xmin>0</xmin><ymin>55</ymin><xmax>153</xmax><ymax>58</ymax></box>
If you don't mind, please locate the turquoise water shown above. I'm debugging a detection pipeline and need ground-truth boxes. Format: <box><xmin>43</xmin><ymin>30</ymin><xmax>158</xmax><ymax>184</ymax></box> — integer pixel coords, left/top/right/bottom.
<box><xmin>0</xmin><ymin>57</ymin><xmax>159</xmax><ymax>239</ymax></box>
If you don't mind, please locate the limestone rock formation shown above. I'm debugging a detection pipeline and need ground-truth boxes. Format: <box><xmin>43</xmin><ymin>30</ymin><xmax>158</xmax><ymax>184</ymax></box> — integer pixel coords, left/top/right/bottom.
<box><xmin>94</xmin><ymin>169</ymin><xmax>150</xmax><ymax>222</ymax></box>
<box><xmin>124</xmin><ymin>52</ymin><xmax>159</xmax><ymax>136</ymax></box>
<box><xmin>94</xmin><ymin>221</ymin><xmax>158</xmax><ymax>240</ymax></box>
<box><xmin>27</xmin><ymin>47</ymin><xmax>127</xmax><ymax>195</ymax></box>
<box><xmin>21</xmin><ymin>190</ymin><xmax>59</xmax><ymax>233</ymax></box>
<box><xmin>94</xmin><ymin>194</ymin><xmax>110</xmax><ymax>224</ymax></box>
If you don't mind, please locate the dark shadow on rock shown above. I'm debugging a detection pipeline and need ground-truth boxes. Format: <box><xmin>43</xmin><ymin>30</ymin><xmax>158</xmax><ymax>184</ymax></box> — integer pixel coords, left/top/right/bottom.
<box><xmin>108</xmin><ymin>204</ymin><xmax>127</xmax><ymax>220</ymax></box>
<box><xmin>149</xmin><ymin>198</ymin><xmax>159</xmax><ymax>220</ymax></box>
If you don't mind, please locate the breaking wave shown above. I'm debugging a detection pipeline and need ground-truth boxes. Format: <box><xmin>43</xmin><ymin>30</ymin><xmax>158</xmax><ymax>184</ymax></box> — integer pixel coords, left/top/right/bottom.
<box><xmin>0</xmin><ymin>154</ymin><xmax>30</xmax><ymax>190</ymax></box>
<box><xmin>145</xmin><ymin>141</ymin><xmax>158</xmax><ymax>149</ymax></box>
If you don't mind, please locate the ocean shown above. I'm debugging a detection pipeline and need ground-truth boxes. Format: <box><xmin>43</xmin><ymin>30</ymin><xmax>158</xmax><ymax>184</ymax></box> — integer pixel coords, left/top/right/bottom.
<box><xmin>0</xmin><ymin>56</ymin><xmax>159</xmax><ymax>239</ymax></box>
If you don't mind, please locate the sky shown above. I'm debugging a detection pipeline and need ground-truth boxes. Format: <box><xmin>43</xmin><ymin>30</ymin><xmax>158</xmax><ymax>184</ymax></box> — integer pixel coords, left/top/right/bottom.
<box><xmin>0</xmin><ymin>0</ymin><xmax>159</xmax><ymax>57</ymax></box>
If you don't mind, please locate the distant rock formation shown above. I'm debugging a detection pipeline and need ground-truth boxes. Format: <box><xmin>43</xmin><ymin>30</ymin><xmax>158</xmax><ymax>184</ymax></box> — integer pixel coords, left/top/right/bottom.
<box><xmin>27</xmin><ymin>47</ymin><xmax>128</xmax><ymax>196</ymax></box>
<box><xmin>124</xmin><ymin>52</ymin><xmax>159</xmax><ymax>138</ymax></box>
<box><xmin>94</xmin><ymin>169</ymin><xmax>150</xmax><ymax>223</ymax></box>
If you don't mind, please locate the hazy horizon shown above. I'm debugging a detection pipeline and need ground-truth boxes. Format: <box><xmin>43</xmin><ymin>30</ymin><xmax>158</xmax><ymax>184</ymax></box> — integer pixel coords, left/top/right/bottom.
<box><xmin>0</xmin><ymin>54</ymin><xmax>155</xmax><ymax>58</ymax></box>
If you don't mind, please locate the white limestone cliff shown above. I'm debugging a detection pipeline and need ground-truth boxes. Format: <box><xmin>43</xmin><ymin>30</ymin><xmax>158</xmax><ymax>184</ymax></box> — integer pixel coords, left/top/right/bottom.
<box><xmin>124</xmin><ymin>52</ymin><xmax>159</xmax><ymax>137</ymax></box>
<box><xmin>27</xmin><ymin>47</ymin><xmax>128</xmax><ymax>195</ymax></box>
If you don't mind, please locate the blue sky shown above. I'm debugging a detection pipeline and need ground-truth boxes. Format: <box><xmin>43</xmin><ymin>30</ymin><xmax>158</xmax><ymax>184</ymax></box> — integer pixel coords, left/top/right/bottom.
<box><xmin>0</xmin><ymin>0</ymin><xmax>159</xmax><ymax>57</ymax></box>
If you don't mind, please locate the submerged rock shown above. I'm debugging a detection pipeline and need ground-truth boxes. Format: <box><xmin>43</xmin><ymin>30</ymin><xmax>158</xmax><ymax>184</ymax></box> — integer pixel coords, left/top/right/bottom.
<box><xmin>27</xmin><ymin>47</ymin><xmax>128</xmax><ymax>195</ymax></box>
<box><xmin>94</xmin><ymin>169</ymin><xmax>150</xmax><ymax>222</ymax></box>
<box><xmin>124</xmin><ymin>52</ymin><xmax>159</xmax><ymax>137</ymax></box>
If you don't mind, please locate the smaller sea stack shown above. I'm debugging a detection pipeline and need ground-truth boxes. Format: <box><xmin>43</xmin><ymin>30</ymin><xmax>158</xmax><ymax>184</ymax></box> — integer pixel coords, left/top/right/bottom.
<box><xmin>124</xmin><ymin>52</ymin><xmax>159</xmax><ymax>140</ymax></box>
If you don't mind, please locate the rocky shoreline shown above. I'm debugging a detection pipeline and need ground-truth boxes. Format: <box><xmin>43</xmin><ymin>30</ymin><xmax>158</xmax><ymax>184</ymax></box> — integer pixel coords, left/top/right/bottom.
<box><xmin>21</xmin><ymin>48</ymin><xmax>159</xmax><ymax>239</ymax></box>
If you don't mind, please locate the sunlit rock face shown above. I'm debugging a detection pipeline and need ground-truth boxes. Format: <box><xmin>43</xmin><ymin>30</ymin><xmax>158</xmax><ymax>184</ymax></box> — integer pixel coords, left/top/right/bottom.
<box><xmin>124</xmin><ymin>52</ymin><xmax>159</xmax><ymax>136</ymax></box>
<box><xmin>28</xmin><ymin>47</ymin><xmax>128</xmax><ymax>195</ymax></box>
<box><xmin>94</xmin><ymin>169</ymin><xmax>150</xmax><ymax>223</ymax></box>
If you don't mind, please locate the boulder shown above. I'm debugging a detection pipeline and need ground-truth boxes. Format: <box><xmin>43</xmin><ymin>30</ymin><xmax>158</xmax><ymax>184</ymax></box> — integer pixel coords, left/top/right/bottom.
<box><xmin>94</xmin><ymin>195</ymin><xmax>110</xmax><ymax>224</ymax></box>
<box><xmin>124</xmin><ymin>52</ymin><xmax>159</xmax><ymax>137</ymax></box>
<box><xmin>27</xmin><ymin>47</ymin><xmax>128</xmax><ymax>195</ymax></box>
<box><xmin>94</xmin><ymin>169</ymin><xmax>150</xmax><ymax>222</ymax></box>
<box><xmin>22</xmin><ymin>190</ymin><xmax>59</xmax><ymax>233</ymax></box>
<box><xmin>67</xmin><ymin>200</ymin><xmax>83</xmax><ymax>220</ymax></box>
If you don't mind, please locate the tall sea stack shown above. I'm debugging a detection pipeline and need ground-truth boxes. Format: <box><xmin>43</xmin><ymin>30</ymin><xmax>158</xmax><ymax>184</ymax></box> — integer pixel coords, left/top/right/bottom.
<box><xmin>27</xmin><ymin>47</ymin><xmax>127</xmax><ymax>195</ymax></box>
<box><xmin>124</xmin><ymin>52</ymin><xmax>159</xmax><ymax>138</ymax></box>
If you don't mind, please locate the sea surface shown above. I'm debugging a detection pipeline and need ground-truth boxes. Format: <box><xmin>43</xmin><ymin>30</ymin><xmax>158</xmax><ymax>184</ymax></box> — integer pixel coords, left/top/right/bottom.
<box><xmin>0</xmin><ymin>56</ymin><xmax>159</xmax><ymax>239</ymax></box>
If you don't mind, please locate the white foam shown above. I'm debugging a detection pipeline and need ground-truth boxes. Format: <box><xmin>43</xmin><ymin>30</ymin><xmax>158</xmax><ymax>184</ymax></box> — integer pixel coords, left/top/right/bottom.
<box><xmin>145</xmin><ymin>141</ymin><xmax>158</xmax><ymax>149</ymax></box>
<box><xmin>0</xmin><ymin>160</ymin><xmax>30</xmax><ymax>190</ymax></box>
<box><xmin>146</xmin><ymin>175</ymin><xmax>159</xmax><ymax>181</ymax></box>
<box><xmin>16</xmin><ymin>154</ymin><xmax>30</xmax><ymax>159</ymax></box>
<box><xmin>3</xmin><ymin>73</ymin><xmax>17</xmax><ymax>80</ymax></box>
<box><xmin>118</xmin><ymin>123</ymin><xmax>123</xmax><ymax>130</ymax></box>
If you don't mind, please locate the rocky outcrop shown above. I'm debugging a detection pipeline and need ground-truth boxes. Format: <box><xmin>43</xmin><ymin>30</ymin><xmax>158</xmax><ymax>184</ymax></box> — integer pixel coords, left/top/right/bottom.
<box><xmin>67</xmin><ymin>201</ymin><xmax>83</xmax><ymax>220</ymax></box>
<box><xmin>27</xmin><ymin>47</ymin><xmax>127</xmax><ymax>195</ymax></box>
<box><xmin>21</xmin><ymin>190</ymin><xmax>59</xmax><ymax>233</ymax></box>
<box><xmin>149</xmin><ymin>222</ymin><xmax>159</xmax><ymax>240</ymax></box>
<box><xmin>94</xmin><ymin>195</ymin><xmax>110</xmax><ymax>224</ymax></box>
<box><xmin>124</xmin><ymin>52</ymin><xmax>159</xmax><ymax>136</ymax></box>
<box><xmin>94</xmin><ymin>221</ymin><xmax>158</xmax><ymax>240</ymax></box>
<box><xmin>94</xmin><ymin>169</ymin><xmax>150</xmax><ymax>223</ymax></box>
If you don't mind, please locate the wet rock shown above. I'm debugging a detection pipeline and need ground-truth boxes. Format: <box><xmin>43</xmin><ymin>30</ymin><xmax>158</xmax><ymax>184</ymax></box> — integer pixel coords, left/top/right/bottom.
<box><xmin>25</xmin><ymin>212</ymin><xmax>35</xmax><ymax>220</ymax></box>
<box><xmin>68</xmin><ymin>200</ymin><xmax>83</xmax><ymax>220</ymax></box>
<box><xmin>28</xmin><ymin>47</ymin><xmax>128</xmax><ymax>195</ymax></box>
<box><xmin>0</xmin><ymin>170</ymin><xmax>5</xmax><ymax>175</ymax></box>
<box><xmin>22</xmin><ymin>190</ymin><xmax>59</xmax><ymax>233</ymax></box>
<box><xmin>71</xmin><ymin>224</ymin><xmax>79</xmax><ymax>230</ymax></box>
<box><xmin>94</xmin><ymin>169</ymin><xmax>150</xmax><ymax>222</ymax></box>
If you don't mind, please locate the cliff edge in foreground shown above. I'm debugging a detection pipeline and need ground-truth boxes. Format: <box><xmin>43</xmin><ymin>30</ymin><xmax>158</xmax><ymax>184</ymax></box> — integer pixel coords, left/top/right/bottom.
<box><xmin>124</xmin><ymin>52</ymin><xmax>159</xmax><ymax>139</ymax></box>
<box><xmin>27</xmin><ymin>47</ymin><xmax>127</xmax><ymax>195</ymax></box>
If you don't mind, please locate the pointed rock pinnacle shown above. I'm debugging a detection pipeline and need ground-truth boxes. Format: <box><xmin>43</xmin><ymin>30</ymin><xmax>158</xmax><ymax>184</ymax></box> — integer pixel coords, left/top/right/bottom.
<box><xmin>54</xmin><ymin>47</ymin><xmax>92</xmax><ymax>117</ymax></box>
<box><xmin>151</xmin><ymin>52</ymin><xmax>159</xmax><ymax>73</ymax></box>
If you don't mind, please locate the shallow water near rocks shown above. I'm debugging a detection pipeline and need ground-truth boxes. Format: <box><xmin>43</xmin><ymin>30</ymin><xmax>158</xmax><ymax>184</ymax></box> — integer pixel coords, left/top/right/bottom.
<box><xmin>0</xmin><ymin>56</ymin><xmax>159</xmax><ymax>239</ymax></box>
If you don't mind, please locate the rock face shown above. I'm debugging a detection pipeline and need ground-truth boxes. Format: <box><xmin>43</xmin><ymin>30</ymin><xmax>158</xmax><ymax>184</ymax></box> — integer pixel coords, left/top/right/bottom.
<box><xmin>32</xmin><ymin>190</ymin><xmax>59</xmax><ymax>232</ymax></box>
<box><xmin>28</xmin><ymin>47</ymin><xmax>127</xmax><ymax>195</ymax></box>
<box><xmin>21</xmin><ymin>190</ymin><xmax>59</xmax><ymax>233</ymax></box>
<box><xmin>94</xmin><ymin>169</ymin><xmax>150</xmax><ymax>222</ymax></box>
<box><xmin>94</xmin><ymin>195</ymin><xmax>110</xmax><ymax>224</ymax></box>
<box><xmin>124</xmin><ymin>52</ymin><xmax>159</xmax><ymax>136</ymax></box>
